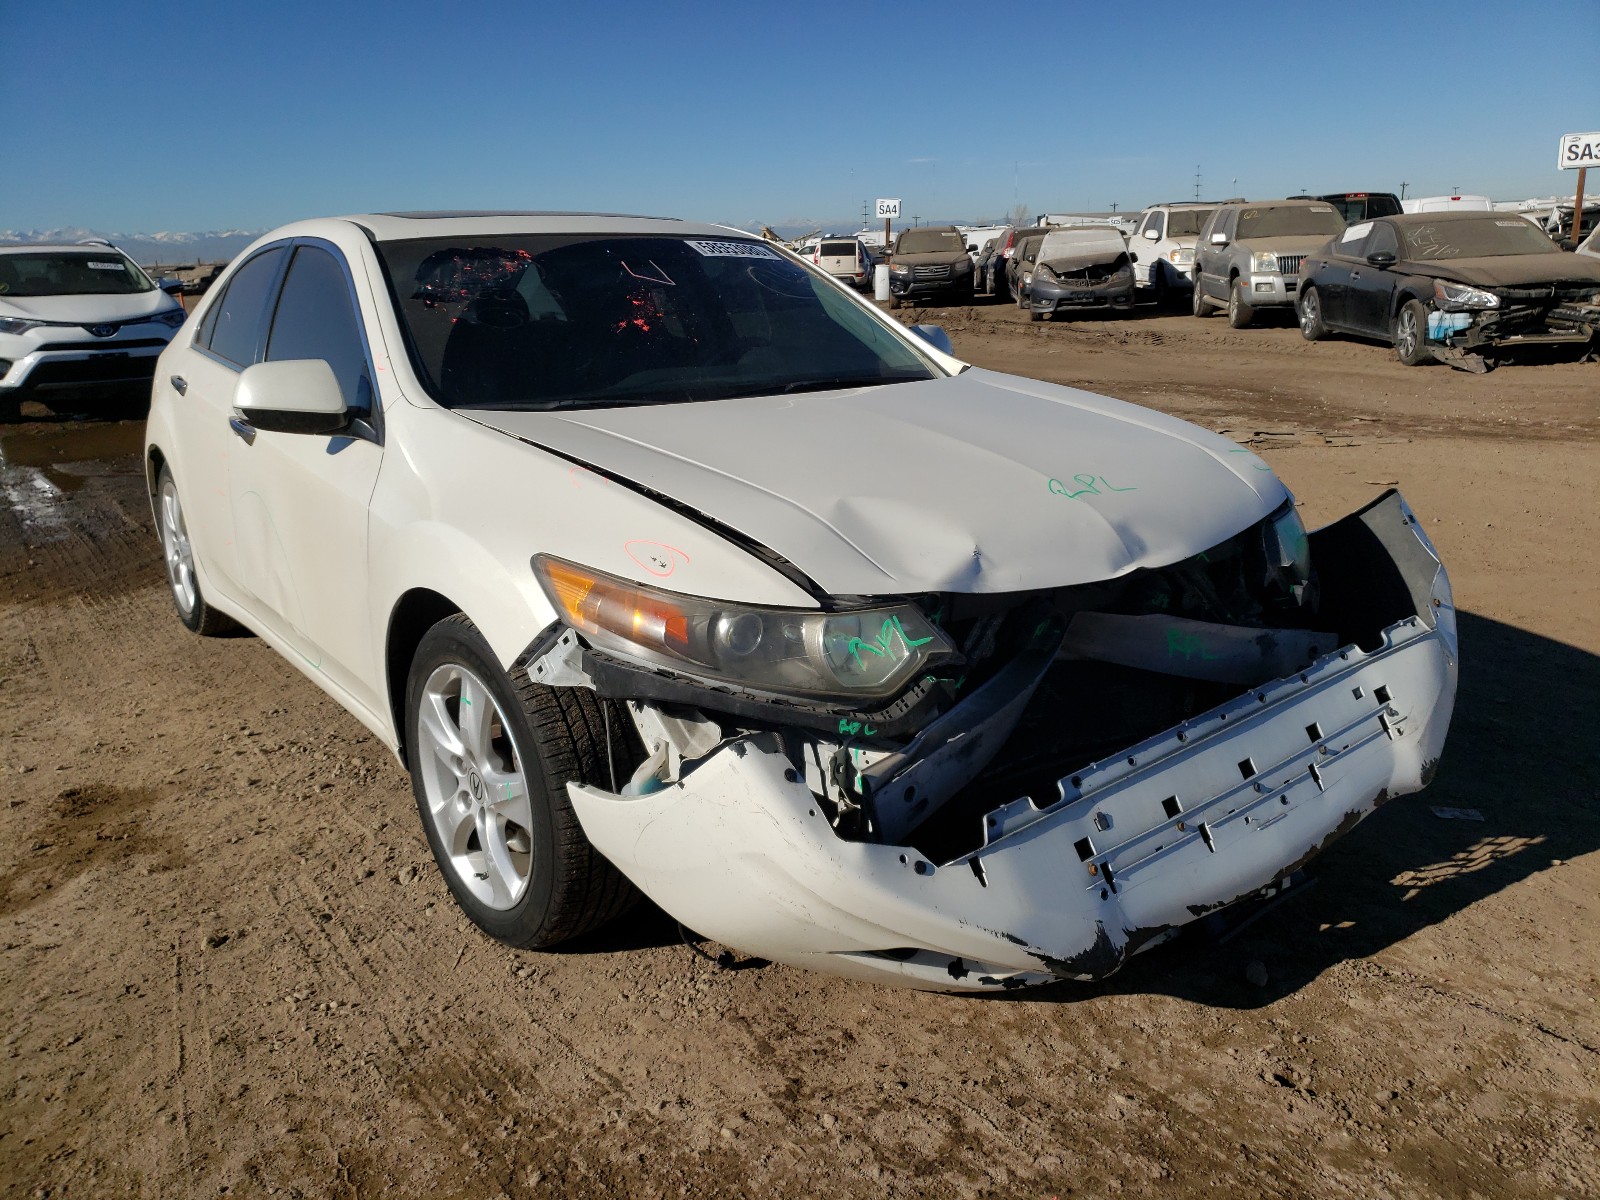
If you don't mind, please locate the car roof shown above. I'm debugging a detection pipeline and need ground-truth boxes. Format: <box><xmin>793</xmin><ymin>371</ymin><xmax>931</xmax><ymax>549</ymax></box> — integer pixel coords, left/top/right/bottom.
<box><xmin>0</xmin><ymin>243</ymin><xmax>131</xmax><ymax>255</ymax></box>
<box><xmin>1219</xmin><ymin>198</ymin><xmax>1338</xmax><ymax>210</ymax></box>
<box><xmin>327</xmin><ymin>211</ymin><xmax>751</xmax><ymax>243</ymax></box>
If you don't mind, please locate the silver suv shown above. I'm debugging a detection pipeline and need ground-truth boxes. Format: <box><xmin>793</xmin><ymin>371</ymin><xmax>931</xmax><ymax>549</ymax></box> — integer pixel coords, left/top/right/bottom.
<box><xmin>1191</xmin><ymin>201</ymin><xmax>1345</xmax><ymax>327</ymax></box>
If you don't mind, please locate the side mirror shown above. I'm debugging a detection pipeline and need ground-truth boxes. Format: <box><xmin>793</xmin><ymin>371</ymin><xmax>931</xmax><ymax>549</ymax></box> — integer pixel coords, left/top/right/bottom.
<box><xmin>234</xmin><ymin>359</ymin><xmax>349</xmax><ymax>436</ymax></box>
<box><xmin>967</xmin><ymin>244</ymin><xmax>978</xmax><ymax>253</ymax></box>
<box><xmin>1143</xmin><ymin>228</ymin><xmax>1160</xmax><ymax>240</ymax></box>
<box><xmin>1210</xmin><ymin>232</ymin><xmax>1229</xmax><ymax>246</ymax></box>
<box><xmin>158</xmin><ymin>278</ymin><xmax>183</xmax><ymax>295</ymax></box>
<box><xmin>908</xmin><ymin>324</ymin><xmax>954</xmax><ymax>356</ymax></box>
<box><xmin>1129</xmin><ymin>252</ymin><xmax>1139</xmax><ymax>263</ymax></box>
<box><xmin>1365</xmin><ymin>251</ymin><xmax>1397</xmax><ymax>268</ymax></box>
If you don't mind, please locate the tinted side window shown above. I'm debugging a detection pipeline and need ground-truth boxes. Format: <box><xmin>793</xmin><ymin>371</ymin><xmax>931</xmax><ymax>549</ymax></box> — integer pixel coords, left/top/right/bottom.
<box><xmin>205</xmin><ymin>247</ymin><xmax>287</xmax><ymax>367</ymax></box>
<box><xmin>1366</xmin><ymin>223</ymin><xmax>1399</xmax><ymax>258</ymax></box>
<box><xmin>1140</xmin><ymin>212</ymin><xmax>1164</xmax><ymax>240</ymax></box>
<box><xmin>265</xmin><ymin>246</ymin><xmax>372</xmax><ymax>413</ymax></box>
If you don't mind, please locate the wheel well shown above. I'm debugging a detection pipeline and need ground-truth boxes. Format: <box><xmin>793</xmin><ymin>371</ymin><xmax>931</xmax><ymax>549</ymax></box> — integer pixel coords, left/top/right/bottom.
<box><xmin>386</xmin><ymin>588</ymin><xmax>462</xmax><ymax>765</ymax></box>
<box><xmin>146</xmin><ymin>445</ymin><xmax>166</xmax><ymax>500</ymax></box>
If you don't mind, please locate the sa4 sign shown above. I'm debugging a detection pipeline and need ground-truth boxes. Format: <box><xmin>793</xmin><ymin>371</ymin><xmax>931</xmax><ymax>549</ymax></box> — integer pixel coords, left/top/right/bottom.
<box><xmin>875</xmin><ymin>198</ymin><xmax>902</xmax><ymax>219</ymax></box>
<box><xmin>1558</xmin><ymin>132</ymin><xmax>1600</xmax><ymax>169</ymax></box>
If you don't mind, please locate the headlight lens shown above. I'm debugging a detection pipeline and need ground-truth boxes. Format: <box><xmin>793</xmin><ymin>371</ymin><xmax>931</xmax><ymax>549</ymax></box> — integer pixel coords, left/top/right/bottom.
<box><xmin>953</xmin><ymin>257</ymin><xmax>971</xmax><ymax>273</ymax></box>
<box><xmin>1262</xmin><ymin>503</ymin><xmax>1313</xmax><ymax>601</ymax></box>
<box><xmin>1035</xmin><ymin>264</ymin><xmax>1057</xmax><ymax>282</ymax></box>
<box><xmin>153</xmin><ymin>309</ymin><xmax>187</xmax><ymax>328</ymax></box>
<box><xmin>889</xmin><ymin>262</ymin><xmax>911</xmax><ymax>274</ymax></box>
<box><xmin>532</xmin><ymin>556</ymin><xmax>954</xmax><ymax>700</ymax></box>
<box><xmin>1433</xmin><ymin>280</ymin><xmax>1500</xmax><ymax>311</ymax></box>
<box><xmin>1251</xmin><ymin>251</ymin><xmax>1280</xmax><ymax>273</ymax></box>
<box><xmin>0</xmin><ymin>317</ymin><xmax>42</xmax><ymax>335</ymax></box>
<box><xmin>1170</xmin><ymin>248</ymin><xmax>1194</xmax><ymax>265</ymax></box>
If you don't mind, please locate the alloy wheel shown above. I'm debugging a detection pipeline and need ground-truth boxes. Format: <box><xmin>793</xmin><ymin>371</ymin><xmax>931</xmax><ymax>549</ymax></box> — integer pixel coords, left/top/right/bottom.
<box><xmin>414</xmin><ymin>663</ymin><xmax>534</xmax><ymax>910</ymax></box>
<box><xmin>159</xmin><ymin>479</ymin><xmax>198</xmax><ymax>617</ymax></box>
<box><xmin>1396</xmin><ymin>307</ymin><xmax>1419</xmax><ymax>360</ymax></box>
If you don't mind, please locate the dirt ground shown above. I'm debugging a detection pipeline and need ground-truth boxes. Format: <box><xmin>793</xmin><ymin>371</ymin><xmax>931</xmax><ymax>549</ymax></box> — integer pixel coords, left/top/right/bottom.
<box><xmin>2</xmin><ymin>299</ymin><xmax>1597</xmax><ymax>1200</ymax></box>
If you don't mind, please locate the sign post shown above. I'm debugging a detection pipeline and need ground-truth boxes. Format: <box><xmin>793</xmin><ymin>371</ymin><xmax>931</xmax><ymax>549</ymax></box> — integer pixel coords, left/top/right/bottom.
<box><xmin>876</xmin><ymin>197</ymin><xmax>901</xmax><ymax>256</ymax></box>
<box><xmin>1558</xmin><ymin>132</ymin><xmax>1599</xmax><ymax>244</ymax></box>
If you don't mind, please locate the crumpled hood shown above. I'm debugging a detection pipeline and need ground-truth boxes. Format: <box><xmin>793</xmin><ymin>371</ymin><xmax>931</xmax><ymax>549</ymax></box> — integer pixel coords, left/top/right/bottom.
<box><xmin>0</xmin><ymin>290</ymin><xmax>177</xmax><ymax>325</ymax></box>
<box><xmin>1401</xmin><ymin>254</ymin><xmax>1600</xmax><ymax>289</ymax></box>
<box><xmin>462</xmin><ymin>370</ymin><xmax>1288</xmax><ymax>596</ymax></box>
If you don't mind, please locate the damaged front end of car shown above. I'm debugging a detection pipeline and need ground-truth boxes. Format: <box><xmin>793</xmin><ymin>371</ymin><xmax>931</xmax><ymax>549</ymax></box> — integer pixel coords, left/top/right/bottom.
<box><xmin>1425</xmin><ymin>278</ymin><xmax>1600</xmax><ymax>371</ymax></box>
<box><xmin>525</xmin><ymin>491</ymin><xmax>1457</xmax><ymax>990</ymax></box>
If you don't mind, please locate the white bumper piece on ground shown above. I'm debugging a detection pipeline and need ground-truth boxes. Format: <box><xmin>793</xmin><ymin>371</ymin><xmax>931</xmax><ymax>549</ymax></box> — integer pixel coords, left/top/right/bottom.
<box><xmin>567</xmin><ymin>493</ymin><xmax>1457</xmax><ymax>990</ymax></box>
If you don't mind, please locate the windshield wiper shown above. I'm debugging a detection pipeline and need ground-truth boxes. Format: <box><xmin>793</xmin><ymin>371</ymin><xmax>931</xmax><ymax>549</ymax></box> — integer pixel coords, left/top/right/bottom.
<box><xmin>773</xmin><ymin>375</ymin><xmax>911</xmax><ymax>396</ymax></box>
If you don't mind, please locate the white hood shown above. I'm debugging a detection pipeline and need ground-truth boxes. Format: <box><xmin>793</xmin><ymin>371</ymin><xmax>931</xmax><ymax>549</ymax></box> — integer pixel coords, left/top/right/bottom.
<box><xmin>463</xmin><ymin>369</ymin><xmax>1287</xmax><ymax>597</ymax></box>
<box><xmin>0</xmin><ymin>290</ymin><xmax>177</xmax><ymax>324</ymax></box>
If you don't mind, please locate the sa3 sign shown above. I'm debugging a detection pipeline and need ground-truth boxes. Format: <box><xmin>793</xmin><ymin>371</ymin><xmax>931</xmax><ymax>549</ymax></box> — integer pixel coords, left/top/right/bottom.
<box><xmin>875</xmin><ymin>198</ymin><xmax>902</xmax><ymax>219</ymax></box>
<box><xmin>1558</xmin><ymin>132</ymin><xmax>1600</xmax><ymax>169</ymax></box>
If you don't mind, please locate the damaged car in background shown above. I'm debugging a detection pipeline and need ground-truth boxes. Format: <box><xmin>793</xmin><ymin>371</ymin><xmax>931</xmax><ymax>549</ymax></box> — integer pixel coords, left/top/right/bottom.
<box><xmin>1297</xmin><ymin>211</ymin><xmax>1600</xmax><ymax>371</ymax></box>
<box><xmin>145</xmin><ymin>212</ymin><xmax>1458</xmax><ymax>991</ymax></box>
<box><xmin>1026</xmin><ymin>226</ymin><xmax>1137</xmax><ymax>321</ymax></box>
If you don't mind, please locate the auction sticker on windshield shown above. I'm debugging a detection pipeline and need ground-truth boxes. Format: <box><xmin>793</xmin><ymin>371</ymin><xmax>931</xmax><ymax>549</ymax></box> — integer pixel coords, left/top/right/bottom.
<box><xmin>88</xmin><ymin>261</ymin><xmax>125</xmax><ymax>270</ymax></box>
<box><xmin>685</xmin><ymin>240</ymin><xmax>782</xmax><ymax>260</ymax></box>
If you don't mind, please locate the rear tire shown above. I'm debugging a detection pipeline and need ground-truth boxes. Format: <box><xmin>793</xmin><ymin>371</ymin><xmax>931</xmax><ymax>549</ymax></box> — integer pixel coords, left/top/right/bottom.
<box><xmin>157</xmin><ymin>465</ymin><xmax>238</xmax><ymax>636</ymax></box>
<box><xmin>406</xmin><ymin>614</ymin><xmax>638</xmax><ymax>949</ymax></box>
<box><xmin>1227</xmin><ymin>279</ymin><xmax>1254</xmax><ymax>328</ymax></box>
<box><xmin>1298</xmin><ymin>284</ymin><xmax>1327</xmax><ymax>341</ymax></box>
<box><xmin>1393</xmin><ymin>299</ymin><xmax>1430</xmax><ymax>366</ymax></box>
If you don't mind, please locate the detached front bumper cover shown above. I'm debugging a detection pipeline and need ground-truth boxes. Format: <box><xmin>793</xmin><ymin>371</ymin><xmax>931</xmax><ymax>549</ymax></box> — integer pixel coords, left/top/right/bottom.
<box><xmin>564</xmin><ymin>492</ymin><xmax>1458</xmax><ymax>990</ymax></box>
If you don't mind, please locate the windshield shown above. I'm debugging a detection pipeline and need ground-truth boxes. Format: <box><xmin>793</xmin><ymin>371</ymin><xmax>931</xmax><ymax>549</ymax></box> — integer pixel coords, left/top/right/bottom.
<box><xmin>895</xmin><ymin>230</ymin><xmax>965</xmax><ymax>254</ymax></box>
<box><xmin>0</xmin><ymin>250</ymin><xmax>153</xmax><ymax>297</ymax></box>
<box><xmin>1399</xmin><ymin>218</ymin><xmax>1561</xmax><ymax>260</ymax></box>
<box><xmin>376</xmin><ymin>235</ymin><xmax>937</xmax><ymax>412</ymax></box>
<box><xmin>1166</xmin><ymin>209</ymin><xmax>1212</xmax><ymax>237</ymax></box>
<box><xmin>1237</xmin><ymin>206</ymin><xmax>1345</xmax><ymax>238</ymax></box>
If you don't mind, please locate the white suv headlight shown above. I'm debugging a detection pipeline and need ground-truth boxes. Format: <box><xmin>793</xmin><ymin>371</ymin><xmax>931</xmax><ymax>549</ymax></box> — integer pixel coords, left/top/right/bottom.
<box><xmin>1251</xmin><ymin>251</ymin><xmax>1280</xmax><ymax>273</ymax></box>
<box><xmin>0</xmin><ymin>317</ymin><xmax>42</xmax><ymax>335</ymax></box>
<box><xmin>533</xmin><ymin>556</ymin><xmax>955</xmax><ymax>700</ymax></box>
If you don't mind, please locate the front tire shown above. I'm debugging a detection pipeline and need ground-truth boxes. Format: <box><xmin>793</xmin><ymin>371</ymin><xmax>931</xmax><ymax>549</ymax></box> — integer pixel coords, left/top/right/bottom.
<box><xmin>1393</xmin><ymin>299</ymin><xmax>1430</xmax><ymax>366</ymax></box>
<box><xmin>405</xmin><ymin>614</ymin><xmax>637</xmax><ymax>949</ymax></box>
<box><xmin>157</xmin><ymin>465</ymin><xmax>237</xmax><ymax>635</ymax></box>
<box><xmin>1227</xmin><ymin>279</ymin><xmax>1254</xmax><ymax>328</ymax></box>
<box><xmin>1298</xmin><ymin>284</ymin><xmax>1327</xmax><ymax>341</ymax></box>
<box><xmin>1193</xmin><ymin>275</ymin><xmax>1214</xmax><ymax>317</ymax></box>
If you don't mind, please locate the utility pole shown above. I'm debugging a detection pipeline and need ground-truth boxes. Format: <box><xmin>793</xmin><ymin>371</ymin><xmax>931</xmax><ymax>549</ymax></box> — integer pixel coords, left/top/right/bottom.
<box><xmin>1400</xmin><ymin>181</ymin><xmax>1409</xmax><ymax>200</ymax></box>
<box><xmin>911</xmin><ymin>214</ymin><xmax>920</xmax><ymax>227</ymax></box>
<box><xmin>1194</xmin><ymin>165</ymin><xmax>1202</xmax><ymax>202</ymax></box>
<box><xmin>1109</xmin><ymin>202</ymin><xmax>1118</xmax><ymax>213</ymax></box>
<box><xmin>861</xmin><ymin>199</ymin><xmax>871</xmax><ymax>229</ymax></box>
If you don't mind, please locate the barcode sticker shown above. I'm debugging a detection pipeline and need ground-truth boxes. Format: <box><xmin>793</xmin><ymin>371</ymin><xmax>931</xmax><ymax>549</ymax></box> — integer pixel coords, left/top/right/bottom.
<box><xmin>87</xmin><ymin>261</ymin><xmax>124</xmax><ymax>270</ymax></box>
<box><xmin>685</xmin><ymin>239</ymin><xmax>781</xmax><ymax>260</ymax></box>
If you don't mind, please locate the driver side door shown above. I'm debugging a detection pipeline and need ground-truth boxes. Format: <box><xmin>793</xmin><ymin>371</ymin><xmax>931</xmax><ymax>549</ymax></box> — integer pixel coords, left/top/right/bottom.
<box><xmin>226</xmin><ymin>240</ymin><xmax>387</xmax><ymax>718</ymax></box>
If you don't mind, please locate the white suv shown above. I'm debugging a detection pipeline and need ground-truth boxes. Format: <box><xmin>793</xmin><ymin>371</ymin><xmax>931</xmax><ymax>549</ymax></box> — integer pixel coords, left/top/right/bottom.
<box><xmin>0</xmin><ymin>242</ymin><xmax>186</xmax><ymax>417</ymax></box>
<box><xmin>1129</xmin><ymin>204</ymin><xmax>1215</xmax><ymax>305</ymax></box>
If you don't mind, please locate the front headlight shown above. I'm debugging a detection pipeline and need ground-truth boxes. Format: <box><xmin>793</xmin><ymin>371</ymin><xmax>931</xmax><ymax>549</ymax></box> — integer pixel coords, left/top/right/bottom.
<box><xmin>953</xmin><ymin>257</ymin><xmax>971</xmax><ymax>273</ymax></box>
<box><xmin>0</xmin><ymin>317</ymin><xmax>42</xmax><ymax>335</ymax></box>
<box><xmin>1251</xmin><ymin>251</ymin><xmax>1280</xmax><ymax>273</ymax></box>
<box><xmin>1433</xmin><ymin>280</ymin><xmax>1500</xmax><ymax>311</ymax></box>
<box><xmin>1035</xmin><ymin>264</ymin><xmax>1057</xmax><ymax>282</ymax></box>
<box><xmin>1261</xmin><ymin>503</ymin><xmax>1313</xmax><ymax>602</ymax></box>
<box><xmin>889</xmin><ymin>262</ymin><xmax>911</xmax><ymax>275</ymax></box>
<box><xmin>1170</xmin><ymin>248</ymin><xmax>1194</xmax><ymax>265</ymax></box>
<box><xmin>533</xmin><ymin>556</ymin><xmax>955</xmax><ymax>700</ymax></box>
<box><xmin>153</xmin><ymin>309</ymin><xmax>187</xmax><ymax>329</ymax></box>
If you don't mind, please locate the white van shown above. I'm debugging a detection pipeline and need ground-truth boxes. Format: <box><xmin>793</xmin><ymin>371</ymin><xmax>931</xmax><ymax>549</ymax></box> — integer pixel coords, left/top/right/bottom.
<box><xmin>1401</xmin><ymin>194</ymin><xmax>1492</xmax><ymax>214</ymax></box>
<box><xmin>812</xmin><ymin>237</ymin><xmax>874</xmax><ymax>289</ymax></box>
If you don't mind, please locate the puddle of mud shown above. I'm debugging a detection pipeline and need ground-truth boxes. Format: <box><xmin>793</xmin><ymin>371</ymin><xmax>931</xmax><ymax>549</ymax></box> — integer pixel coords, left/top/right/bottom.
<box><xmin>0</xmin><ymin>419</ymin><xmax>146</xmax><ymax>494</ymax></box>
<box><xmin>0</xmin><ymin>781</ymin><xmax>188</xmax><ymax>916</ymax></box>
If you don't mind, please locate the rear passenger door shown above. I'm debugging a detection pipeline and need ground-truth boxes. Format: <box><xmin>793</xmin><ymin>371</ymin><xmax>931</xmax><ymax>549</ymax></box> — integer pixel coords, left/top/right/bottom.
<box><xmin>226</xmin><ymin>240</ymin><xmax>386</xmax><ymax>715</ymax></box>
<box><xmin>168</xmin><ymin>243</ymin><xmax>290</xmax><ymax>602</ymax></box>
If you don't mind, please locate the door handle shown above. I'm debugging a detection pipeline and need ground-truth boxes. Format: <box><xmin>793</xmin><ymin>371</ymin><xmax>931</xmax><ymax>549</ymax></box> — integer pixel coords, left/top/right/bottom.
<box><xmin>1352</xmin><ymin>271</ymin><xmax>1362</xmax><ymax>281</ymax></box>
<box><xmin>170</xmin><ymin>375</ymin><xmax>187</xmax><ymax>395</ymax></box>
<box><xmin>228</xmin><ymin>415</ymin><xmax>257</xmax><ymax>446</ymax></box>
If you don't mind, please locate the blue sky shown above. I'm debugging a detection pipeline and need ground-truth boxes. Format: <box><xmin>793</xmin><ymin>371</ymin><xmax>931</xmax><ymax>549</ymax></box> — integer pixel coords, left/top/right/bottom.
<box><xmin>4</xmin><ymin>0</ymin><xmax>1596</xmax><ymax>234</ymax></box>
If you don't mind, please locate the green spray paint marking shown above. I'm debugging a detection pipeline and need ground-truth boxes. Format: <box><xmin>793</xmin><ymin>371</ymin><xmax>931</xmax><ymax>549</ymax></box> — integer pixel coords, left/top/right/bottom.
<box><xmin>838</xmin><ymin>718</ymin><xmax>878</xmax><ymax>738</ymax></box>
<box><xmin>1048</xmin><ymin>473</ymin><xmax>1137</xmax><ymax>499</ymax></box>
<box><xmin>1228</xmin><ymin>447</ymin><xmax>1275</xmax><ymax>472</ymax></box>
<box><xmin>1166</xmin><ymin>629</ymin><xmax>1220</xmax><ymax>662</ymax></box>
<box><xmin>844</xmin><ymin>614</ymin><xmax>933</xmax><ymax>670</ymax></box>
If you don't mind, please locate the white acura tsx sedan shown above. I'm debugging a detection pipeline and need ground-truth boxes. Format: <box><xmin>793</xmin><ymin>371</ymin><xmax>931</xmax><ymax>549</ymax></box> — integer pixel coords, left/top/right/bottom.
<box><xmin>145</xmin><ymin>211</ymin><xmax>1457</xmax><ymax>990</ymax></box>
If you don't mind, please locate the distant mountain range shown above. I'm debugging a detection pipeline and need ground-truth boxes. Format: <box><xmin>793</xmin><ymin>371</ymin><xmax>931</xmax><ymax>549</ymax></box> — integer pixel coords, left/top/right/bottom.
<box><xmin>0</xmin><ymin>227</ymin><xmax>265</xmax><ymax>266</ymax></box>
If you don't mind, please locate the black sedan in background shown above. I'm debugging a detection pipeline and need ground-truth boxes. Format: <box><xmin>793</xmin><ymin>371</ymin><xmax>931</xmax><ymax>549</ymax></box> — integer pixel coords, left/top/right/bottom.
<box><xmin>1296</xmin><ymin>212</ymin><xmax>1600</xmax><ymax>370</ymax></box>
